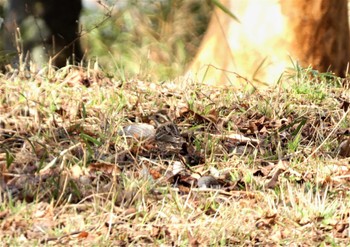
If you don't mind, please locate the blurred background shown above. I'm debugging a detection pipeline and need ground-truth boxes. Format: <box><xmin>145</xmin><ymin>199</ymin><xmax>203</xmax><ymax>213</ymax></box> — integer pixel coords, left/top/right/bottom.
<box><xmin>0</xmin><ymin>0</ymin><xmax>213</xmax><ymax>81</ymax></box>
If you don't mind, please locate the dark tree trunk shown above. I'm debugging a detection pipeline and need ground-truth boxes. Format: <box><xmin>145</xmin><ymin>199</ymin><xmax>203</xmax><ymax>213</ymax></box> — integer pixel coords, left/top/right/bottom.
<box><xmin>4</xmin><ymin>0</ymin><xmax>83</xmax><ymax>68</ymax></box>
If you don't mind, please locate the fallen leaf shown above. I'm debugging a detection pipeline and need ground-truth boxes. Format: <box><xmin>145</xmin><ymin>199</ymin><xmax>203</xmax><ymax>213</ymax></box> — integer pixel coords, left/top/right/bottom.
<box><xmin>77</xmin><ymin>231</ymin><xmax>89</xmax><ymax>239</ymax></box>
<box><xmin>265</xmin><ymin>161</ymin><xmax>287</xmax><ymax>189</ymax></box>
<box><xmin>149</xmin><ymin>169</ymin><xmax>161</xmax><ymax>179</ymax></box>
<box><xmin>88</xmin><ymin>163</ymin><xmax>121</xmax><ymax>175</ymax></box>
<box><xmin>255</xmin><ymin>213</ymin><xmax>277</xmax><ymax>229</ymax></box>
<box><xmin>338</xmin><ymin>138</ymin><xmax>350</xmax><ymax>157</ymax></box>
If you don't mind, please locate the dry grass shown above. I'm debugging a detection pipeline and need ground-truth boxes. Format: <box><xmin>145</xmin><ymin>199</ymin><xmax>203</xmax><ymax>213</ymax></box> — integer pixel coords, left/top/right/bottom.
<box><xmin>1</xmin><ymin>63</ymin><xmax>350</xmax><ymax>246</ymax></box>
<box><xmin>2</xmin><ymin>1</ymin><xmax>350</xmax><ymax>246</ymax></box>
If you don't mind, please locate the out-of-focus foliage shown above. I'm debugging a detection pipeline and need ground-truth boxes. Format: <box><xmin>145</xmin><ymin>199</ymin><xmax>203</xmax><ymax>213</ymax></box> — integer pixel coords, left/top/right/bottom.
<box><xmin>81</xmin><ymin>0</ymin><xmax>212</xmax><ymax>80</ymax></box>
<box><xmin>0</xmin><ymin>0</ymin><xmax>212</xmax><ymax>79</ymax></box>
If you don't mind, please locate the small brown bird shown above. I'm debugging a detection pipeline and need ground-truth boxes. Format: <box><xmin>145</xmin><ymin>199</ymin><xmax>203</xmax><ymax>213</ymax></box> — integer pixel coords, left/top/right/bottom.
<box><xmin>149</xmin><ymin>111</ymin><xmax>183</xmax><ymax>144</ymax></box>
<box><xmin>119</xmin><ymin>111</ymin><xmax>203</xmax><ymax>164</ymax></box>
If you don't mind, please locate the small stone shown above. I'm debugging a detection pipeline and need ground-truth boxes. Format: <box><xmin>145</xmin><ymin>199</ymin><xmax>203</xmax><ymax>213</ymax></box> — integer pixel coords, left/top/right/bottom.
<box><xmin>118</xmin><ymin>123</ymin><xmax>156</xmax><ymax>141</ymax></box>
<box><xmin>79</xmin><ymin>175</ymin><xmax>92</xmax><ymax>185</ymax></box>
<box><xmin>172</xmin><ymin>161</ymin><xmax>185</xmax><ymax>175</ymax></box>
<box><xmin>197</xmin><ymin>175</ymin><xmax>220</xmax><ymax>189</ymax></box>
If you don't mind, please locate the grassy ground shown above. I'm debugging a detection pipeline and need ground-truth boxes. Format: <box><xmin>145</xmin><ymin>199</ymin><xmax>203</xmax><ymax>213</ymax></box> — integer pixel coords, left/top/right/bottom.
<box><xmin>1</xmin><ymin>62</ymin><xmax>350</xmax><ymax>246</ymax></box>
<box><xmin>1</xmin><ymin>2</ymin><xmax>350</xmax><ymax>245</ymax></box>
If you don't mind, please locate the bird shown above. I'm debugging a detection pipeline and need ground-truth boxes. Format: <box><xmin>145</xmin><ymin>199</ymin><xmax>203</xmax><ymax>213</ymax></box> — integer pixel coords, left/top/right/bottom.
<box><xmin>149</xmin><ymin>111</ymin><xmax>183</xmax><ymax>145</ymax></box>
<box><xmin>119</xmin><ymin>111</ymin><xmax>204</xmax><ymax>164</ymax></box>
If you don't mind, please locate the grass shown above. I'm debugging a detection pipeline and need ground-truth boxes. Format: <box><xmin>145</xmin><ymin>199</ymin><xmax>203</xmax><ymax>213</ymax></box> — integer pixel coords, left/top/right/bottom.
<box><xmin>1</xmin><ymin>2</ymin><xmax>350</xmax><ymax>244</ymax></box>
<box><xmin>1</xmin><ymin>61</ymin><xmax>350</xmax><ymax>245</ymax></box>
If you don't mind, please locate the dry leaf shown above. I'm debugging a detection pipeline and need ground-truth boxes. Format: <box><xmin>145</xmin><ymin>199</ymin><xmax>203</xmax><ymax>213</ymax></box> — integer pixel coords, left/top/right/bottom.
<box><xmin>255</xmin><ymin>213</ymin><xmax>277</xmax><ymax>229</ymax></box>
<box><xmin>149</xmin><ymin>169</ymin><xmax>161</xmax><ymax>179</ymax></box>
<box><xmin>77</xmin><ymin>231</ymin><xmax>89</xmax><ymax>239</ymax></box>
<box><xmin>88</xmin><ymin>163</ymin><xmax>121</xmax><ymax>175</ymax></box>
<box><xmin>265</xmin><ymin>161</ymin><xmax>287</xmax><ymax>189</ymax></box>
<box><xmin>338</xmin><ymin>138</ymin><xmax>350</xmax><ymax>157</ymax></box>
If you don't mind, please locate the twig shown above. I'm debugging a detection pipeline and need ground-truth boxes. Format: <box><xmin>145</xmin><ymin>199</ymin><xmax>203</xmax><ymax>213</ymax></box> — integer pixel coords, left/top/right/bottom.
<box><xmin>304</xmin><ymin>107</ymin><xmax>350</xmax><ymax>163</ymax></box>
<box><xmin>40</xmin><ymin>142</ymin><xmax>81</xmax><ymax>173</ymax></box>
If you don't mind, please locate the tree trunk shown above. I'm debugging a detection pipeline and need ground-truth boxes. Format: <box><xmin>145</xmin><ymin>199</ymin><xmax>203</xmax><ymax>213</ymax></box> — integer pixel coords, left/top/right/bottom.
<box><xmin>187</xmin><ymin>0</ymin><xmax>350</xmax><ymax>87</ymax></box>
